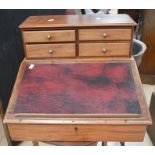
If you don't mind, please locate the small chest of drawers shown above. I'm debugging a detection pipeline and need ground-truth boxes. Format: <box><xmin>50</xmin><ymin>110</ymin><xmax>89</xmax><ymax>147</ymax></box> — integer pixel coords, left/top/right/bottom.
<box><xmin>20</xmin><ymin>14</ymin><xmax>135</xmax><ymax>59</ymax></box>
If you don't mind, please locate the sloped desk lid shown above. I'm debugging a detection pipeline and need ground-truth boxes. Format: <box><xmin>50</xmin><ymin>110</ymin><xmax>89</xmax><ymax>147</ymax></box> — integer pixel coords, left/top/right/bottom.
<box><xmin>13</xmin><ymin>61</ymin><xmax>141</xmax><ymax>118</ymax></box>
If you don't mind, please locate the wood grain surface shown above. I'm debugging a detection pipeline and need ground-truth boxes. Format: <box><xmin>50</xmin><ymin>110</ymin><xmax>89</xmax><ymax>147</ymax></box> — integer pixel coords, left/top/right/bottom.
<box><xmin>19</xmin><ymin>14</ymin><xmax>136</xmax><ymax>29</ymax></box>
<box><xmin>79</xmin><ymin>42</ymin><xmax>130</xmax><ymax>56</ymax></box>
<box><xmin>79</xmin><ymin>28</ymin><xmax>132</xmax><ymax>41</ymax></box>
<box><xmin>7</xmin><ymin>124</ymin><xmax>146</xmax><ymax>142</ymax></box>
<box><xmin>23</xmin><ymin>30</ymin><xmax>75</xmax><ymax>43</ymax></box>
<box><xmin>26</xmin><ymin>43</ymin><xmax>76</xmax><ymax>58</ymax></box>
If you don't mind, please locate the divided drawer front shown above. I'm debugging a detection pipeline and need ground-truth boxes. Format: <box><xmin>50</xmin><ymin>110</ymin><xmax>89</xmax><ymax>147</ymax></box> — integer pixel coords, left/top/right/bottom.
<box><xmin>26</xmin><ymin>43</ymin><xmax>76</xmax><ymax>58</ymax></box>
<box><xmin>79</xmin><ymin>29</ymin><xmax>132</xmax><ymax>41</ymax></box>
<box><xmin>23</xmin><ymin>30</ymin><xmax>75</xmax><ymax>43</ymax></box>
<box><xmin>79</xmin><ymin>43</ymin><xmax>130</xmax><ymax>57</ymax></box>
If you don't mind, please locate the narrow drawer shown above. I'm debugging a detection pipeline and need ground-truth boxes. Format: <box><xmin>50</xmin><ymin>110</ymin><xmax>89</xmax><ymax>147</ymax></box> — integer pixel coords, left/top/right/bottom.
<box><xmin>79</xmin><ymin>29</ymin><xmax>132</xmax><ymax>40</ymax></box>
<box><xmin>79</xmin><ymin>43</ymin><xmax>130</xmax><ymax>56</ymax></box>
<box><xmin>8</xmin><ymin>124</ymin><xmax>145</xmax><ymax>142</ymax></box>
<box><xmin>26</xmin><ymin>43</ymin><xmax>76</xmax><ymax>58</ymax></box>
<box><xmin>23</xmin><ymin>30</ymin><xmax>75</xmax><ymax>43</ymax></box>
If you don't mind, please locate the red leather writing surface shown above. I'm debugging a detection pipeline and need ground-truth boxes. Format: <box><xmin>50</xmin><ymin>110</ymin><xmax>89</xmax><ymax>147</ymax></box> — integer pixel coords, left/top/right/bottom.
<box><xmin>14</xmin><ymin>63</ymin><xmax>141</xmax><ymax>115</ymax></box>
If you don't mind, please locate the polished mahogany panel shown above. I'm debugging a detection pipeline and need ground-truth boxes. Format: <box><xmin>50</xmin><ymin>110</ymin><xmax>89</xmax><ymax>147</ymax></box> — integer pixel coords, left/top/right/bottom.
<box><xmin>14</xmin><ymin>62</ymin><xmax>141</xmax><ymax>115</ymax></box>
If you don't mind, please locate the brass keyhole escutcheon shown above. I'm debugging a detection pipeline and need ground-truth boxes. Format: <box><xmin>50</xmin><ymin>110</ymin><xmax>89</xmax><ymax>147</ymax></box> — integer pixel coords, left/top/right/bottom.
<box><xmin>74</xmin><ymin>126</ymin><xmax>78</xmax><ymax>133</ymax></box>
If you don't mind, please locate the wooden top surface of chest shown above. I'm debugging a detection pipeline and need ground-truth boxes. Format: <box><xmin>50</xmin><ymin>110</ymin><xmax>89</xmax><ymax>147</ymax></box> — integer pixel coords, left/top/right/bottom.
<box><xmin>19</xmin><ymin>14</ymin><xmax>136</xmax><ymax>29</ymax></box>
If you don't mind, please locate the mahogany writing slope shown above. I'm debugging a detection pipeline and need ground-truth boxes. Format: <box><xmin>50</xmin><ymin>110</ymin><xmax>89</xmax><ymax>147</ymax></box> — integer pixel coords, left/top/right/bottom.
<box><xmin>4</xmin><ymin>15</ymin><xmax>151</xmax><ymax>143</ymax></box>
<box><xmin>14</xmin><ymin>62</ymin><xmax>141</xmax><ymax>117</ymax></box>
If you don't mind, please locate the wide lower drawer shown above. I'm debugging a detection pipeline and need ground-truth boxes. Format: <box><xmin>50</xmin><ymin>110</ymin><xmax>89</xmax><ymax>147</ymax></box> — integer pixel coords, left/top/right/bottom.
<box><xmin>8</xmin><ymin>124</ymin><xmax>146</xmax><ymax>142</ymax></box>
<box><xmin>26</xmin><ymin>43</ymin><xmax>76</xmax><ymax>58</ymax></box>
<box><xmin>79</xmin><ymin>29</ymin><xmax>132</xmax><ymax>41</ymax></box>
<box><xmin>79</xmin><ymin>43</ymin><xmax>130</xmax><ymax>56</ymax></box>
<box><xmin>23</xmin><ymin>30</ymin><xmax>75</xmax><ymax>43</ymax></box>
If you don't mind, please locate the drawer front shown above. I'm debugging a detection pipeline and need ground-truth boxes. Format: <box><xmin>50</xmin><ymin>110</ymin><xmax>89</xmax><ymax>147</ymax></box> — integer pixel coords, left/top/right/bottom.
<box><xmin>79</xmin><ymin>43</ymin><xmax>130</xmax><ymax>56</ymax></box>
<box><xmin>79</xmin><ymin>29</ymin><xmax>132</xmax><ymax>41</ymax></box>
<box><xmin>8</xmin><ymin>124</ymin><xmax>145</xmax><ymax>142</ymax></box>
<box><xmin>26</xmin><ymin>44</ymin><xmax>76</xmax><ymax>58</ymax></box>
<box><xmin>23</xmin><ymin>30</ymin><xmax>75</xmax><ymax>43</ymax></box>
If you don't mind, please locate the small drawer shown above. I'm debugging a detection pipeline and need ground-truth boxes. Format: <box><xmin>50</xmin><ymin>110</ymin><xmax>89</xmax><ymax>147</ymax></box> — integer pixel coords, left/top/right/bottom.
<box><xmin>79</xmin><ymin>43</ymin><xmax>130</xmax><ymax>57</ymax></box>
<box><xmin>79</xmin><ymin>29</ymin><xmax>132</xmax><ymax>41</ymax></box>
<box><xmin>26</xmin><ymin>43</ymin><xmax>76</xmax><ymax>58</ymax></box>
<box><xmin>23</xmin><ymin>30</ymin><xmax>75</xmax><ymax>43</ymax></box>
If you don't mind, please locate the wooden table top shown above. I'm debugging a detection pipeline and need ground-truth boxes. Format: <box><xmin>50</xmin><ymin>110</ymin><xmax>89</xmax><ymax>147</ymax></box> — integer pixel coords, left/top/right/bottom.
<box><xmin>19</xmin><ymin>14</ymin><xmax>137</xmax><ymax>29</ymax></box>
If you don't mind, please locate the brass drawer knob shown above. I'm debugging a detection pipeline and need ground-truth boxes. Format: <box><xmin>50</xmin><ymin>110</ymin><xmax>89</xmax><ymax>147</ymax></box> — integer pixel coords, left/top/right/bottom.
<box><xmin>48</xmin><ymin>49</ymin><xmax>53</xmax><ymax>54</ymax></box>
<box><xmin>47</xmin><ymin>34</ymin><xmax>52</xmax><ymax>40</ymax></box>
<box><xmin>102</xmin><ymin>33</ymin><xmax>107</xmax><ymax>38</ymax></box>
<box><xmin>102</xmin><ymin>48</ymin><xmax>107</xmax><ymax>53</ymax></box>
